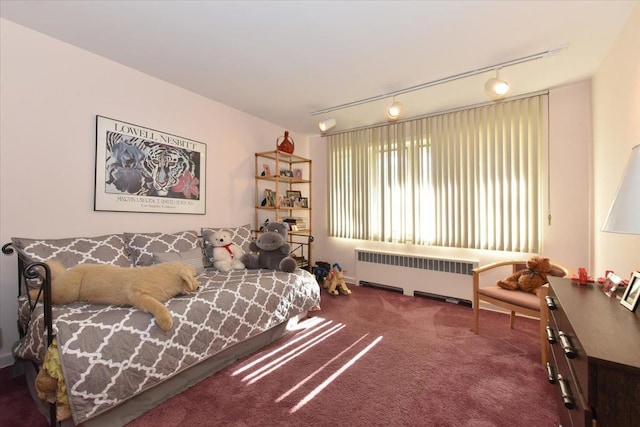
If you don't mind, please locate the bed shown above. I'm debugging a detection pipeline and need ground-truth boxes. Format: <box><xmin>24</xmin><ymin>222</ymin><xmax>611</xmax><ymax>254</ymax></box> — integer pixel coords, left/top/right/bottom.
<box><xmin>2</xmin><ymin>227</ymin><xmax>321</xmax><ymax>426</ymax></box>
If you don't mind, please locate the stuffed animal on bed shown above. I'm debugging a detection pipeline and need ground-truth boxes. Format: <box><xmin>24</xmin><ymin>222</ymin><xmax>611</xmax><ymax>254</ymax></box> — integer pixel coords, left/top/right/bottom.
<box><xmin>209</xmin><ymin>229</ymin><xmax>245</xmax><ymax>272</ymax></box>
<box><xmin>496</xmin><ymin>256</ymin><xmax>553</xmax><ymax>294</ymax></box>
<box><xmin>241</xmin><ymin>222</ymin><xmax>297</xmax><ymax>272</ymax></box>
<box><xmin>30</xmin><ymin>260</ymin><xmax>199</xmax><ymax>331</ymax></box>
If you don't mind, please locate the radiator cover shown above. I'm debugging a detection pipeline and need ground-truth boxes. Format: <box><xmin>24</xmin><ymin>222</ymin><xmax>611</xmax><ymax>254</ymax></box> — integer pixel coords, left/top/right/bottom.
<box><xmin>355</xmin><ymin>249</ymin><xmax>478</xmax><ymax>303</ymax></box>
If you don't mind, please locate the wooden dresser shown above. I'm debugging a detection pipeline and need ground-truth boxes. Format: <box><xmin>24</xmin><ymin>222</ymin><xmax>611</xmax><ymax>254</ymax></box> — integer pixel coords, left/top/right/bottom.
<box><xmin>545</xmin><ymin>277</ymin><xmax>640</xmax><ymax>427</ymax></box>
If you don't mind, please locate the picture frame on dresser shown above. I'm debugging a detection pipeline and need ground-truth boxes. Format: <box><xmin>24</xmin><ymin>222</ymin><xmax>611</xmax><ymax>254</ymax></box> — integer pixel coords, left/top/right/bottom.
<box><xmin>620</xmin><ymin>271</ymin><xmax>640</xmax><ymax>312</ymax></box>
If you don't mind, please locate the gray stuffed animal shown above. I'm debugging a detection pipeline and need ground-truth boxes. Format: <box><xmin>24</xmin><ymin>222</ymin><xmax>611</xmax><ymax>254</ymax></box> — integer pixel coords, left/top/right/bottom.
<box><xmin>241</xmin><ymin>222</ymin><xmax>297</xmax><ymax>272</ymax></box>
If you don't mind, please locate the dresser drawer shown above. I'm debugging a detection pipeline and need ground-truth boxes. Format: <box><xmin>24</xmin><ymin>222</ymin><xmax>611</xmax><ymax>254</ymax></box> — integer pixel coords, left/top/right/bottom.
<box><xmin>548</xmin><ymin>337</ymin><xmax>587</xmax><ymax>427</ymax></box>
<box><xmin>547</xmin><ymin>288</ymin><xmax>590</xmax><ymax>426</ymax></box>
<box><xmin>549</xmin><ymin>303</ymin><xmax>589</xmax><ymax>402</ymax></box>
<box><xmin>547</xmin><ymin>277</ymin><xmax>640</xmax><ymax>427</ymax></box>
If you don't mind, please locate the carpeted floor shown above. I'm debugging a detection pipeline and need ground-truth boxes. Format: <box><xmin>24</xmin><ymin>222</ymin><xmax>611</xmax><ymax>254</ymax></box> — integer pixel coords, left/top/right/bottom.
<box><xmin>1</xmin><ymin>285</ymin><xmax>559</xmax><ymax>426</ymax></box>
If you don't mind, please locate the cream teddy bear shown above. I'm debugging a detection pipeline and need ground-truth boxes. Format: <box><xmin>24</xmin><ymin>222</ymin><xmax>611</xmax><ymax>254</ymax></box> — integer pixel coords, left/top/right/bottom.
<box><xmin>210</xmin><ymin>230</ymin><xmax>245</xmax><ymax>272</ymax></box>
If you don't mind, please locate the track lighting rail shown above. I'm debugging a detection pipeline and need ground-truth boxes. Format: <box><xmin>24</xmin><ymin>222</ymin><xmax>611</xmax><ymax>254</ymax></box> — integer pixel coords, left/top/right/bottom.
<box><xmin>309</xmin><ymin>45</ymin><xmax>565</xmax><ymax>117</ymax></box>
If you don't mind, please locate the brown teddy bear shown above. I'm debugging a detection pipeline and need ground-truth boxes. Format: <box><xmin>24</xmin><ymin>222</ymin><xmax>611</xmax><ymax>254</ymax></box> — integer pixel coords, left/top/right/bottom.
<box><xmin>496</xmin><ymin>256</ymin><xmax>552</xmax><ymax>294</ymax></box>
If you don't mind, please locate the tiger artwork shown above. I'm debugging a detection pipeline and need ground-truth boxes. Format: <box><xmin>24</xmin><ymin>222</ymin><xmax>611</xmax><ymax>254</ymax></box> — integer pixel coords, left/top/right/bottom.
<box><xmin>104</xmin><ymin>131</ymin><xmax>200</xmax><ymax>199</ymax></box>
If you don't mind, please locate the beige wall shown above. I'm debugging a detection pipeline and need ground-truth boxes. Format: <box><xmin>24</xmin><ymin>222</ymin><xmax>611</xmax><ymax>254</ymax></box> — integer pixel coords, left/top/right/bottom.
<box><xmin>0</xmin><ymin>19</ymin><xmax>308</xmax><ymax>366</ymax></box>
<box><xmin>592</xmin><ymin>4</ymin><xmax>640</xmax><ymax>277</ymax></box>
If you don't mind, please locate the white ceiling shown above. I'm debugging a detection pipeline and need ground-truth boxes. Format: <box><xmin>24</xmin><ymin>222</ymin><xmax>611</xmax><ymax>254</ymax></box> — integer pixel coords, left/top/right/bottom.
<box><xmin>1</xmin><ymin>1</ymin><xmax>637</xmax><ymax>136</ymax></box>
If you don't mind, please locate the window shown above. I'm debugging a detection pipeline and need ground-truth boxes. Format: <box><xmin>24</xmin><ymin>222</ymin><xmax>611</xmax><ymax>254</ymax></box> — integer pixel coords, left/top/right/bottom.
<box><xmin>328</xmin><ymin>94</ymin><xmax>546</xmax><ymax>253</ymax></box>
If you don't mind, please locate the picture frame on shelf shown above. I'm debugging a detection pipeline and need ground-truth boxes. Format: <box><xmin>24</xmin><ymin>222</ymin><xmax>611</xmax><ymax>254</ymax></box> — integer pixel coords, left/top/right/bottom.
<box><xmin>262</xmin><ymin>163</ymin><xmax>272</xmax><ymax>177</ymax></box>
<box><xmin>264</xmin><ymin>189</ymin><xmax>276</xmax><ymax>207</ymax></box>
<box><xmin>286</xmin><ymin>190</ymin><xmax>301</xmax><ymax>207</ymax></box>
<box><xmin>620</xmin><ymin>271</ymin><xmax>640</xmax><ymax>312</ymax></box>
<box><xmin>293</xmin><ymin>168</ymin><xmax>303</xmax><ymax>180</ymax></box>
<box><xmin>299</xmin><ymin>197</ymin><xmax>308</xmax><ymax>208</ymax></box>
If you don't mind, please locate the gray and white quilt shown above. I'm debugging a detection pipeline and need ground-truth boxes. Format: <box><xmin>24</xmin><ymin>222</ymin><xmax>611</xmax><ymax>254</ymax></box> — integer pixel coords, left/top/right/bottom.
<box><xmin>15</xmin><ymin>268</ymin><xmax>321</xmax><ymax>424</ymax></box>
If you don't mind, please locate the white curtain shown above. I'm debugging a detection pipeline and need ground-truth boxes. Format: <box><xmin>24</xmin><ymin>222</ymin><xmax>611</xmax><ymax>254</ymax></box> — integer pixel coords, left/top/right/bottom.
<box><xmin>327</xmin><ymin>94</ymin><xmax>545</xmax><ymax>253</ymax></box>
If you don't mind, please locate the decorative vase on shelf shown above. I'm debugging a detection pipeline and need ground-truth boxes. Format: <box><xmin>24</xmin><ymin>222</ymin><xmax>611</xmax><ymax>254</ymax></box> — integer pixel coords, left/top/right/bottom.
<box><xmin>277</xmin><ymin>130</ymin><xmax>294</xmax><ymax>154</ymax></box>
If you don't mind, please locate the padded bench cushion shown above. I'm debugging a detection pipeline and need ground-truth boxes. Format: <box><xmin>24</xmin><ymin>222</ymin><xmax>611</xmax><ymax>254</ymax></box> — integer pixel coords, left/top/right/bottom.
<box><xmin>477</xmin><ymin>286</ymin><xmax>540</xmax><ymax>311</ymax></box>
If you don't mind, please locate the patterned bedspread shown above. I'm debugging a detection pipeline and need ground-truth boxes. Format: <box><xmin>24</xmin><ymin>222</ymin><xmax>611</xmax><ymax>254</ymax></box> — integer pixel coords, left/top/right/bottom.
<box><xmin>14</xmin><ymin>268</ymin><xmax>320</xmax><ymax>424</ymax></box>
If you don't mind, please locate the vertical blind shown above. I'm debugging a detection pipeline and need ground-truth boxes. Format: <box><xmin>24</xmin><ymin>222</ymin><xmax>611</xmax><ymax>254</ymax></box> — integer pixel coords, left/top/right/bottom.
<box><xmin>327</xmin><ymin>94</ymin><xmax>546</xmax><ymax>253</ymax></box>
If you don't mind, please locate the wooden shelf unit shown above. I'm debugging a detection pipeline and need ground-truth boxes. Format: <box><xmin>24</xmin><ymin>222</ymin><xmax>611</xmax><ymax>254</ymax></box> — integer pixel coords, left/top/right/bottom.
<box><xmin>254</xmin><ymin>150</ymin><xmax>312</xmax><ymax>270</ymax></box>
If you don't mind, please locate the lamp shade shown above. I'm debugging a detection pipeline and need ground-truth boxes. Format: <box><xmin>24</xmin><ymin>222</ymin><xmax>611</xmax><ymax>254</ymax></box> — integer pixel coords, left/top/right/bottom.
<box><xmin>602</xmin><ymin>144</ymin><xmax>640</xmax><ymax>234</ymax></box>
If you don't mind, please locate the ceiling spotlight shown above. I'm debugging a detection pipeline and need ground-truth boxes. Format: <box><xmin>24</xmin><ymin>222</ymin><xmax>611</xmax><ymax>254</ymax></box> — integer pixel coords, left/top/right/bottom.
<box><xmin>485</xmin><ymin>69</ymin><xmax>510</xmax><ymax>99</ymax></box>
<box><xmin>318</xmin><ymin>117</ymin><xmax>336</xmax><ymax>132</ymax></box>
<box><xmin>387</xmin><ymin>98</ymin><xmax>402</xmax><ymax>120</ymax></box>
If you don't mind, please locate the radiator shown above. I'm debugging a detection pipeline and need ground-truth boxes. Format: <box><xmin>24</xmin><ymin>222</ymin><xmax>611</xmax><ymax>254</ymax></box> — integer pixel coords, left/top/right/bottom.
<box><xmin>355</xmin><ymin>249</ymin><xmax>478</xmax><ymax>304</ymax></box>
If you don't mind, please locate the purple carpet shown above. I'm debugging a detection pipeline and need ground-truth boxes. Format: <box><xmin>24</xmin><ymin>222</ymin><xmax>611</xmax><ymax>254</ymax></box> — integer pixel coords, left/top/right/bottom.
<box><xmin>1</xmin><ymin>285</ymin><xmax>559</xmax><ymax>426</ymax></box>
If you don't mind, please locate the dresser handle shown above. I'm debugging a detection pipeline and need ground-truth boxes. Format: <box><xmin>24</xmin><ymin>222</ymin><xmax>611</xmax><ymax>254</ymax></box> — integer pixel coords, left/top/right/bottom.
<box><xmin>546</xmin><ymin>326</ymin><xmax>557</xmax><ymax>344</ymax></box>
<box><xmin>557</xmin><ymin>375</ymin><xmax>575</xmax><ymax>409</ymax></box>
<box><xmin>545</xmin><ymin>296</ymin><xmax>556</xmax><ymax>310</ymax></box>
<box><xmin>558</xmin><ymin>332</ymin><xmax>576</xmax><ymax>359</ymax></box>
<box><xmin>545</xmin><ymin>363</ymin><xmax>556</xmax><ymax>384</ymax></box>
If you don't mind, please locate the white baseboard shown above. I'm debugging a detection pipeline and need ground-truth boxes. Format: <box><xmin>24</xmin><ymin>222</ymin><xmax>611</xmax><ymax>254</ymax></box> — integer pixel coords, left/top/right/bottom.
<box><xmin>0</xmin><ymin>351</ymin><xmax>15</xmax><ymax>369</ymax></box>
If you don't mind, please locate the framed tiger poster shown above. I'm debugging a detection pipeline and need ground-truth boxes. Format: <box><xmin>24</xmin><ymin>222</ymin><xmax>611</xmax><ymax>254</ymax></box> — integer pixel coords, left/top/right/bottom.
<box><xmin>94</xmin><ymin>115</ymin><xmax>206</xmax><ymax>214</ymax></box>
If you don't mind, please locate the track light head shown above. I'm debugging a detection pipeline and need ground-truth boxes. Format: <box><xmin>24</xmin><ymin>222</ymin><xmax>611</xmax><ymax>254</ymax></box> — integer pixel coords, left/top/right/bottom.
<box><xmin>485</xmin><ymin>69</ymin><xmax>509</xmax><ymax>100</ymax></box>
<box><xmin>318</xmin><ymin>117</ymin><xmax>337</xmax><ymax>132</ymax></box>
<box><xmin>485</xmin><ymin>78</ymin><xmax>509</xmax><ymax>96</ymax></box>
<box><xmin>387</xmin><ymin>100</ymin><xmax>402</xmax><ymax>120</ymax></box>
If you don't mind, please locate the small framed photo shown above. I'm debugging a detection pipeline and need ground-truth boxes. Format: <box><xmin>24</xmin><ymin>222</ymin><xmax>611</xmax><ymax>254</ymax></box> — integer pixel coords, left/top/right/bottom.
<box><xmin>293</xmin><ymin>168</ymin><xmax>303</xmax><ymax>180</ymax></box>
<box><xmin>286</xmin><ymin>190</ymin><xmax>301</xmax><ymax>206</ymax></box>
<box><xmin>262</xmin><ymin>163</ymin><xmax>272</xmax><ymax>177</ymax></box>
<box><xmin>264</xmin><ymin>189</ymin><xmax>276</xmax><ymax>207</ymax></box>
<box><xmin>620</xmin><ymin>271</ymin><xmax>640</xmax><ymax>312</ymax></box>
<box><xmin>299</xmin><ymin>197</ymin><xmax>308</xmax><ymax>208</ymax></box>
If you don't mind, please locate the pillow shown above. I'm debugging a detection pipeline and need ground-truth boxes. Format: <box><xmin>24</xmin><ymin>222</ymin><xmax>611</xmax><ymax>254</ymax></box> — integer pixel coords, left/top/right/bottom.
<box><xmin>153</xmin><ymin>248</ymin><xmax>205</xmax><ymax>274</ymax></box>
<box><xmin>125</xmin><ymin>230</ymin><xmax>200</xmax><ymax>267</ymax></box>
<box><xmin>11</xmin><ymin>234</ymin><xmax>131</xmax><ymax>268</ymax></box>
<box><xmin>201</xmin><ymin>224</ymin><xmax>253</xmax><ymax>266</ymax></box>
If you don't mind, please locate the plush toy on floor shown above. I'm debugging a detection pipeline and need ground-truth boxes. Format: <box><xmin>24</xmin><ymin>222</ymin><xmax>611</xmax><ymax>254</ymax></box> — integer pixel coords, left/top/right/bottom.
<box><xmin>207</xmin><ymin>229</ymin><xmax>245</xmax><ymax>272</ymax></box>
<box><xmin>496</xmin><ymin>255</ymin><xmax>553</xmax><ymax>294</ymax></box>
<box><xmin>241</xmin><ymin>222</ymin><xmax>297</xmax><ymax>272</ymax></box>
<box><xmin>313</xmin><ymin>261</ymin><xmax>331</xmax><ymax>285</ymax></box>
<box><xmin>325</xmin><ymin>263</ymin><xmax>352</xmax><ymax>296</ymax></box>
